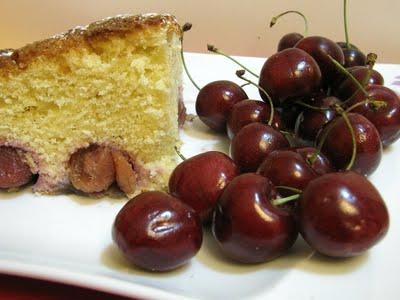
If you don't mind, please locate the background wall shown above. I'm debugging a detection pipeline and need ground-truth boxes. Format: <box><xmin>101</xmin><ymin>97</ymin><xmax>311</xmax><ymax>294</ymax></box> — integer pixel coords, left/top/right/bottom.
<box><xmin>0</xmin><ymin>0</ymin><xmax>398</xmax><ymax>63</ymax></box>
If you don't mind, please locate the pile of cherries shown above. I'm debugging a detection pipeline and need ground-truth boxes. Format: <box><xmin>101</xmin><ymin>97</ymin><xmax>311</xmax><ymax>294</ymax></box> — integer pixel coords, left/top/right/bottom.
<box><xmin>112</xmin><ymin>3</ymin><xmax>397</xmax><ymax>272</ymax></box>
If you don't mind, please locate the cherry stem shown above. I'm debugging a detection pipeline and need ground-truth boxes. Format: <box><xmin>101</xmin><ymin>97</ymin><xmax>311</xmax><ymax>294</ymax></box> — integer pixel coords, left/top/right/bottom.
<box><xmin>308</xmin><ymin>148</ymin><xmax>321</xmax><ymax>165</ymax></box>
<box><xmin>272</xmin><ymin>194</ymin><xmax>300</xmax><ymax>206</ymax></box>
<box><xmin>276</xmin><ymin>186</ymin><xmax>303</xmax><ymax>194</ymax></box>
<box><xmin>207</xmin><ymin>44</ymin><xmax>259</xmax><ymax>78</ymax></box>
<box><xmin>360</xmin><ymin>53</ymin><xmax>377</xmax><ymax>88</ymax></box>
<box><xmin>241</xmin><ymin>82</ymin><xmax>251</xmax><ymax>88</ymax></box>
<box><xmin>309</xmin><ymin>102</ymin><xmax>358</xmax><ymax>167</ymax></box>
<box><xmin>327</xmin><ymin>55</ymin><xmax>369</xmax><ymax>97</ymax></box>
<box><xmin>342</xmin><ymin>53</ymin><xmax>378</xmax><ymax>105</ymax></box>
<box><xmin>270</xmin><ymin>10</ymin><xmax>309</xmax><ymax>36</ymax></box>
<box><xmin>346</xmin><ymin>99</ymin><xmax>387</xmax><ymax>113</ymax></box>
<box><xmin>174</xmin><ymin>146</ymin><xmax>187</xmax><ymax>161</ymax></box>
<box><xmin>309</xmin><ymin>117</ymin><xmax>339</xmax><ymax>164</ymax></box>
<box><xmin>296</xmin><ymin>100</ymin><xmax>330</xmax><ymax>111</ymax></box>
<box><xmin>311</xmin><ymin>103</ymin><xmax>357</xmax><ymax>169</ymax></box>
<box><xmin>344</xmin><ymin>0</ymin><xmax>350</xmax><ymax>48</ymax></box>
<box><xmin>294</xmin><ymin>113</ymin><xmax>303</xmax><ymax>137</ymax></box>
<box><xmin>236</xmin><ymin>70</ymin><xmax>274</xmax><ymax>126</ymax></box>
<box><xmin>280</xmin><ymin>130</ymin><xmax>297</xmax><ymax>147</ymax></box>
<box><xmin>326</xmin><ymin>86</ymin><xmax>332</xmax><ymax>97</ymax></box>
<box><xmin>340</xmin><ymin>111</ymin><xmax>357</xmax><ymax>170</ymax></box>
<box><xmin>367</xmin><ymin>53</ymin><xmax>377</xmax><ymax>68</ymax></box>
<box><xmin>181</xmin><ymin>23</ymin><xmax>201</xmax><ymax>91</ymax></box>
<box><xmin>279</xmin><ymin>130</ymin><xmax>290</xmax><ymax>134</ymax></box>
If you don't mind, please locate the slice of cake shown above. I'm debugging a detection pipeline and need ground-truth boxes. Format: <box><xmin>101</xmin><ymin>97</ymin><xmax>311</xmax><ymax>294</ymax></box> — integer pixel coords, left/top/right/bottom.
<box><xmin>0</xmin><ymin>13</ymin><xmax>184</xmax><ymax>197</ymax></box>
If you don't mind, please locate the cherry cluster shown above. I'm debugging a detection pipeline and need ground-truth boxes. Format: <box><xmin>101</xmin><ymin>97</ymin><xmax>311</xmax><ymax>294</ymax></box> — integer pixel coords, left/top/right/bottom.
<box><xmin>112</xmin><ymin>3</ymin><xmax>397</xmax><ymax>272</ymax></box>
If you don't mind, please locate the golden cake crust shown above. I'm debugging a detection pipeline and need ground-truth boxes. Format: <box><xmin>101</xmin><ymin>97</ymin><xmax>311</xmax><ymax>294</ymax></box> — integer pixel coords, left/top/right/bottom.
<box><xmin>0</xmin><ymin>13</ymin><xmax>182</xmax><ymax>74</ymax></box>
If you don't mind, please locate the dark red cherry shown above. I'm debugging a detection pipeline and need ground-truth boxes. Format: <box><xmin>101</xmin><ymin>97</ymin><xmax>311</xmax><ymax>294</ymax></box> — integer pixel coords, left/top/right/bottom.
<box><xmin>259</xmin><ymin>48</ymin><xmax>322</xmax><ymax>105</ymax></box>
<box><xmin>230</xmin><ymin>123</ymin><xmax>289</xmax><ymax>172</ymax></box>
<box><xmin>0</xmin><ymin>146</ymin><xmax>33</xmax><ymax>189</ymax></box>
<box><xmin>295</xmin><ymin>36</ymin><xmax>345</xmax><ymax>83</ymax></box>
<box><xmin>257</xmin><ymin>150</ymin><xmax>318</xmax><ymax>196</ymax></box>
<box><xmin>296</xmin><ymin>96</ymin><xmax>341</xmax><ymax>143</ymax></box>
<box><xmin>212</xmin><ymin>173</ymin><xmax>298</xmax><ymax>263</ymax></box>
<box><xmin>351</xmin><ymin>66</ymin><xmax>384</xmax><ymax>85</ymax></box>
<box><xmin>292</xmin><ymin>147</ymin><xmax>335</xmax><ymax>175</ymax></box>
<box><xmin>298</xmin><ymin>171</ymin><xmax>389</xmax><ymax>257</ymax></box>
<box><xmin>226</xmin><ymin>100</ymin><xmax>283</xmax><ymax>139</ymax></box>
<box><xmin>196</xmin><ymin>80</ymin><xmax>248</xmax><ymax>132</ymax></box>
<box><xmin>342</xmin><ymin>48</ymin><xmax>367</xmax><ymax>68</ymax></box>
<box><xmin>348</xmin><ymin>85</ymin><xmax>400</xmax><ymax>147</ymax></box>
<box><xmin>337</xmin><ymin>42</ymin><xmax>366</xmax><ymax>68</ymax></box>
<box><xmin>319</xmin><ymin>113</ymin><xmax>382</xmax><ymax>176</ymax></box>
<box><xmin>169</xmin><ymin>151</ymin><xmax>239</xmax><ymax>222</ymax></box>
<box><xmin>278</xmin><ymin>32</ymin><xmax>304</xmax><ymax>51</ymax></box>
<box><xmin>335</xmin><ymin>66</ymin><xmax>384</xmax><ymax>100</ymax></box>
<box><xmin>112</xmin><ymin>191</ymin><xmax>202</xmax><ymax>272</ymax></box>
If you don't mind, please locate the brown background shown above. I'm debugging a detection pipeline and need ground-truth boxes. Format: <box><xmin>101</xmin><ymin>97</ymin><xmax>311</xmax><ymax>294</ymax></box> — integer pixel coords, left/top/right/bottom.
<box><xmin>0</xmin><ymin>0</ymin><xmax>399</xmax><ymax>63</ymax></box>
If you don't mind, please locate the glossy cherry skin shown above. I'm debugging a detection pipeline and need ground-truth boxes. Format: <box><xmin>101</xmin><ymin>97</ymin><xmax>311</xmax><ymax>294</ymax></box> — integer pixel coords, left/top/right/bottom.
<box><xmin>292</xmin><ymin>147</ymin><xmax>334</xmax><ymax>175</ymax></box>
<box><xmin>227</xmin><ymin>100</ymin><xmax>283</xmax><ymax>139</ymax></box>
<box><xmin>277</xmin><ymin>32</ymin><xmax>304</xmax><ymax>51</ymax></box>
<box><xmin>196</xmin><ymin>80</ymin><xmax>248</xmax><ymax>133</ymax></box>
<box><xmin>257</xmin><ymin>147</ymin><xmax>334</xmax><ymax>209</ymax></box>
<box><xmin>342</xmin><ymin>48</ymin><xmax>367</xmax><ymax>68</ymax></box>
<box><xmin>350</xmin><ymin>66</ymin><xmax>384</xmax><ymax>85</ymax></box>
<box><xmin>295</xmin><ymin>36</ymin><xmax>345</xmax><ymax>84</ymax></box>
<box><xmin>335</xmin><ymin>66</ymin><xmax>384</xmax><ymax>100</ymax></box>
<box><xmin>259</xmin><ymin>48</ymin><xmax>322</xmax><ymax>105</ymax></box>
<box><xmin>298</xmin><ymin>171</ymin><xmax>389</xmax><ymax>257</ymax></box>
<box><xmin>336</xmin><ymin>42</ymin><xmax>366</xmax><ymax>68</ymax></box>
<box><xmin>169</xmin><ymin>151</ymin><xmax>239</xmax><ymax>222</ymax></box>
<box><xmin>257</xmin><ymin>150</ymin><xmax>318</xmax><ymax>197</ymax></box>
<box><xmin>296</xmin><ymin>96</ymin><xmax>341</xmax><ymax>143</ymax></box>
<box><xmin>319</xmin><ymin>113</ymin><xmax>382</xmax><ymax>176</ymax></box>
<box><xmin>112</xmin><ymin>191</ymin><xmax>202</xmax><ymax>272</ymax></box>
<box><xmin>348</xmin><ymin>85</ymin><xmax>400</xmax><ymax>147</ymax></box>
<box><xmin>212</xmin><ymin>173</ymin><xmax>298</xmax><ymax>263</ymax></box>
<box><xmin>230</xmin><ymin>123</ymin><xmax>290</xmax><ymax>172</ymax></box>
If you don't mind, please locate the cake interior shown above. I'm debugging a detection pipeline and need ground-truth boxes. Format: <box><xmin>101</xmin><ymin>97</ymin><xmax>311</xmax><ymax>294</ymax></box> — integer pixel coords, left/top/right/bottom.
<box><xmin>0</xmin><ymin>18</ymin><xmax>182</xmax><ymax>195</ymax></box>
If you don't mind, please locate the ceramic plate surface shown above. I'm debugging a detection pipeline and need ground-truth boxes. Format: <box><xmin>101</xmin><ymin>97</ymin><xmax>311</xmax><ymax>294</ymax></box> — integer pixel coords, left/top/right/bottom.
<box><xmin>0</xmin><ymin>53</ymin><xmax>399</xmax><ymax>300</ymax></box>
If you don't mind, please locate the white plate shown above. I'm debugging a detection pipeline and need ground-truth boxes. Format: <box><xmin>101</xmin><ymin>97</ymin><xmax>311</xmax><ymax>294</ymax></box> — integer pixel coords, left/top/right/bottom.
<box><xmin>0</xmin><ymin>53</ymin><xmax>400</xmax><ymax>300</ymax></box>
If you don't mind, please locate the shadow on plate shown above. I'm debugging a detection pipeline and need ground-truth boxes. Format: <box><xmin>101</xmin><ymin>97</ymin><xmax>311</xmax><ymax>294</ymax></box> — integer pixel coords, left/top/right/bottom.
<box><xmin>183</xmin><ymin>118</ymin><xmax>227</xmax><ymax>141</ymax></box>
<box><xmin>196</xmin><ymin>230</ymin><xmax>312</xmax><ymax>274</ymax></box>
<box><xmin>67</xmin><ymin>185</ymin><xmax>128</xmax><ymax>206</ymax></box>
<box><xmin>100</xmin><ymin>244</ymin><xmax>190</xmax><ymax>277</ymax></box>
<box><xmin>196</xmin><ymin>230</ymin><xmax>368</xmax><ymax>275</ymax></box>
<box><xmin>0</xmin><ymin>190</ymin><xmax>29</xmax><ymax>200</ymax></box>
<box><xmin>264</xmin><ymin>235</ymin><xmax>369</xmax><ymax>275</ymax></box>
<box><xmin>0</xmin><ymin>182</ymin><xmax>36</xmax><ymax>200</ymax></box>
<box><xmin>182</xmin><ymin>119</ymin><xmax>230</xmax><ymax>154</ymax></box>
<box><xmin>383</xmin><ymin>144</ymin><xmax>397</xmax><ymax>155</ymax></box>
<box><xmin>296</xmin><ymin>251</ymin><xmax>369</xmax><ymax>275</ymax></box>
